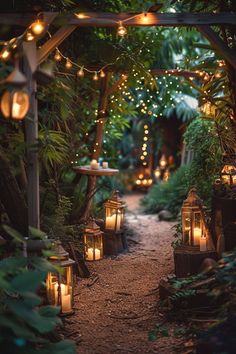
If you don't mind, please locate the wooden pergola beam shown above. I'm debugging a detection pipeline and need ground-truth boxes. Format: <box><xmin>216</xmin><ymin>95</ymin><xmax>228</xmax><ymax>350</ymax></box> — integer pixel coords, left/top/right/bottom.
<box><xmin>1</xmin><ymin>12</ymin><xmax>236</xmax><ymax>27</ymax></box>
<box><xmin>197</xmin><ymin>25</ymin><xmax>236</xmax><ymax>70</ymax></box>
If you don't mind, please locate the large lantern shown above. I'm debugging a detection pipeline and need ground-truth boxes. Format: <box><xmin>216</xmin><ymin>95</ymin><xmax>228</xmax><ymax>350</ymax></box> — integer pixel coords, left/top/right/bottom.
<box><xmin>0</xmin><ymin>65</ymin><xmax>30</xmax><ymax>120</ymax></box>
<box><xmin>84</xmin><ymin>218</ymin><xmax>103</xmax><ymax>261</ymax></box>
<box><xmin>221</xmin><ymin>155</ymin><xmax>236</xmax><ymax>186</ymax></box>
<box><xmin>181</xmin><ymin>189</ymin><xmax>206</xmax><ymax>247</ymax></box>
<box><xmin>104</xmin><ymin>190</ymin><xmax>125</xmax><ymax>232</ymax></box>
<box><xmin>46</xmin><ymin>241</ymin><xmax>75</xmax><ymax>315</ymax></box>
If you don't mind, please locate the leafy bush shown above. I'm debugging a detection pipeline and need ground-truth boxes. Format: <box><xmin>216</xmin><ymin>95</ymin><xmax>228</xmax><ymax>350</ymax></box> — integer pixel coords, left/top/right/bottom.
<box><xmin>141</xmin><ymin>165</ymin><xmax>191</xmax><ymax>217</ymax></box>
<box><xmin>0</xmin><ymin>226</ymin><xmax>76</xmax><ymax>354</ymax></box>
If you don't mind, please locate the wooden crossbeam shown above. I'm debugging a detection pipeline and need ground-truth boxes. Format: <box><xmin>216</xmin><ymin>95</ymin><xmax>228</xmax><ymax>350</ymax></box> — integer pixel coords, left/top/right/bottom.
<box><xmin>1</xmin><ymin>12</ymin><xmax>236</xmax><ymax>27</ymax></box>
<box><xmin>197</xmin><ymin>25</ymin><xmax>236</xmax><ymax>70</ymax></box>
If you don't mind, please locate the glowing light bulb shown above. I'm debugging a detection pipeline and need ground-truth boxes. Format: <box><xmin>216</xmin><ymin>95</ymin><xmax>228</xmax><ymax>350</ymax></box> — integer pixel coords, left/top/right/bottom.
<box><xmin>1</xmin><ymin>48</ymin><xmax>10</xmax><ymax>60</ymax></box>
<box><xmin>117</xmin><ymin>22</ymin><xmax>127</xmax><ymax>37</ymax></box>
<box><xmin>100</xmin><ymin>70</ymin><xmax>105</xmax><ymax>78</ymax></box>
<box><xmin>26</xmin><ymin>31</ymin><xmax>34</xmax><ymax>41</ymax></box>
<box><xmin>31</xmin><ymin>19</ymin><xmax>45</xmax><ymax>35</ymax></box>
<box><xmin>77</xmin><ymin>67</ymin><xmax>84</xmax><ymax>77</ymax></box>
<box><xmin>65</xmin><ymin>58</ymin><xmax>72</xmax><ymax>69</ymax></box>
<box><xmin>54</xmin><ymin>49</ymin><xmax>62</xmax><ymax>62</ymax></box>
<box><xmin>93</xmin><ymin>72</ymin><xmax>99</xmax><ymax>81</ymax></box>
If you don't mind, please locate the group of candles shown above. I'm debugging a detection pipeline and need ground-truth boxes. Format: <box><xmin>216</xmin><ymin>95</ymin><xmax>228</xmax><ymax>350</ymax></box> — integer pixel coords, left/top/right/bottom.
<box><xmin>106</xmin><ymin>212</ymin><xmax>121</xmax><ymax>231</ymax></box>
<box><xmin>53</xmin><ymin>282</ymin><xmax>72</xmax><ymax>313</ymax></box>
<box><xmin>185</xmin><ymin>226</ymin><xmax>207</xmax><ymax>251</ymax></box>
<box><xmin>90</xmin><ymin>159</ymin><xmax>108</xmax><ymax>170</ymax></box>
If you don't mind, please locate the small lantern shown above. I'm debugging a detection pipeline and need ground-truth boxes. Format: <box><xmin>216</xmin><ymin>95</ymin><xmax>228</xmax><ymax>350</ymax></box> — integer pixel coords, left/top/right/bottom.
<box><xmin>46</xmin><ymin>241</ymin><xmax>75</xmax><ymax>315</ymax></box>
<box><xmin>0</xmin><ymin>64</ymin><xmax>29</xmax><ymax>120</ymax></box>
<box><xmin>221</xmin><ymin>155</ymin><xmax>236</xmax><ymax>186</ymax></box>
<box><xmin>104</xmin><ymin>190</ymin><xmax>125</xmax><ymax>232</ymax></box>
<box><xmin>159</xmin><ymin>154</ymin><xmax>167</xmax><ymax>169</ymax></box>
<box><xmin>181</xmin><ymin>189</ymin><xmax>205</xmax><ymax>247</ymax></box>
<box><xmin>84</xmin><ymin>218</ymin><xmax>103</xmax><ymax>261</ymax></box>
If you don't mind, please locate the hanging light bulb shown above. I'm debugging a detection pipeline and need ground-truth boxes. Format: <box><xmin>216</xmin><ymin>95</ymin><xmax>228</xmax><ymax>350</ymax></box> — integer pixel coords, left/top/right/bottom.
<box><xmin>54</xmin><ymin>49</ymin><xmax>62</xmax><ymax>62</ymax></box>
<box><xmin>77</xmin><ymin>66</ymin><xmax>84</xmax><ymax>77</ymax></box>
<box><xmin>31</xmin><ymin>18</ymin><xmax>45</xmax><ymax>36</ymax></box>
<box><xmin>117</xmin><ymin>22</ymin><xmax>127</xmax><ymax>37</ymax></box>
<box><xmin>26</xmin><ymin>31</ymin><xmax>34</xmax><ymax>41</ymax></box>
<box><xmin>1</xmin><ymin>47</ymin><xmax>10</xmax><ymax>60</ymax></box>
<box><xmin>65</xmin><ymin>58</ymin><xmax>72</xmax><ymax>69</ymax></box>
<box><xmin>100</xmin><ymin>70</ymin><xmax>106</xmax><ymax>78</ymax></box>
<box><xmin>93</xmin><ymin>72</ymin><xmax>98</xmax><ymax>81</ymax></box>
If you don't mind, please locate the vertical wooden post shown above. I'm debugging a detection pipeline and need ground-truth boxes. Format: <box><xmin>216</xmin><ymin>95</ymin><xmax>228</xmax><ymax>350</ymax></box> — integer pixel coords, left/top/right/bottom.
<box><xmin>23</xmin><ymin>42</ymin><xmax>40</xmax><ymax>229</ymax></box>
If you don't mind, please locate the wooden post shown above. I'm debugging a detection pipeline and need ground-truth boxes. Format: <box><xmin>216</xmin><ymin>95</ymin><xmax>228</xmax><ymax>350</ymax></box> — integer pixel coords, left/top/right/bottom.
<box><xmin>23</xmin><ymin>42</ymin><xmax>40</xmax><ymax>229</ymax></box>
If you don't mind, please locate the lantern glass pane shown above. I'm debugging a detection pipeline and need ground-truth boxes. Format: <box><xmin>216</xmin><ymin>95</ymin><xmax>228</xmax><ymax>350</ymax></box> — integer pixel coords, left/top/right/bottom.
<box><xmin>182</xmin><ymin>211</ymin><xmax>191</xmax><ymax>244</ymax></box>
<box><xmin>84</xmin><ymin>233</ymin><xmax>103</xmax><ymax>261</ymax></box>
<box><xmin>1</xmin><ymin>90</ymin><xmax>29</xmax><ymax>120</ymax></box>
<box><xmin>193</xmin><ymin>211</ymin><xmax>202</xmax><ymax>246</ymax></box>
<box><xmin>105</xmin><ymin>207</ymin><xmax>120</xmax><ymax>231</ymax></box>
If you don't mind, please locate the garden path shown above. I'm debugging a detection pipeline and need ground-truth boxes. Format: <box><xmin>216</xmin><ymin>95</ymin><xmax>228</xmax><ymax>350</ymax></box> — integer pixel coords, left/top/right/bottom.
<box><xmin>64</xmin><ymin>193</ymin><xmax>186</xmax><ymax>354</ymax></box>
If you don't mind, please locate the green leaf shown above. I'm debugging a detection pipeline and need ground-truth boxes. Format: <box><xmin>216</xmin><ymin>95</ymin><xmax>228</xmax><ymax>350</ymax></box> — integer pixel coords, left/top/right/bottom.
<box><xmin>11</xmin><ymin>271</ymin><xmax>46</xmax><ymax>294</ymax></box>
<box><xmin>3</xmin><ymin>225</ymin><xmax>24</xmax><ymax>243</ymax></box>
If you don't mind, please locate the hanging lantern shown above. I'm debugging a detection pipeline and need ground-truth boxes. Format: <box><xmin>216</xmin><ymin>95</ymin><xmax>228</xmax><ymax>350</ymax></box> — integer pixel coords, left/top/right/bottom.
<box><xmin>221</xmin><ymin>154</ymin><xmax>236</xmax><ymax>186</ymax></box>
<box><xmin>46</xmin><ymin>241</ymin><xmax>75</xmax><ymax>315</ymax></box>
<box><xmin>104</xmin><ymin>191</ymin><xmax>125</xmax><ymax>232</ymax></box>
<box><xmin>159</xmin><ymin>154</ymin><xmax>167</xmax><ymax>169</ymax></box>
<box><xmin>83</xmin><ymin>218</ymin><xmax>103</xmax><ymax>261</ymax></box>
<box><xmin>0</xmin><ymin>65</ymin><xmax>30</xmax><ymax>120</ymax></box>
<box><xmin>181</xmin><ymin>189</ymin><xmax>207</xmax><ymax>247</ymax></box>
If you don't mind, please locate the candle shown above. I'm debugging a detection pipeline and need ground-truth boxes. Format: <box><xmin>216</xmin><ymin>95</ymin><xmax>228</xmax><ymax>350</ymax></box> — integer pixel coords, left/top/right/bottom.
<box><xmin>106</xmin><ymin>213</ymin><xmax>121</xmax><ymax>231</ymax></box>
<box><xmin>61</xmin><ymin>294</ymin><xmax>71</xmax><ymax>313</ymax></box>
<box><xmin>221</xmin><ymin>175</ymin><xmax>231</xmax><ymax>185</ymax></box>
<box><xmin>193</xmin><ymin>227</ymin><xmax>201</xmax><ymax>246</ymax></box>
<box><xmin>12</xmin><ymin>102</ymin><xmax>21</xmax><ymax>117</ymax></box>
<box><xmin>53</xmin><ymin>283</ymin><xmax>68</xmax><ymax>304</ymax></box>
<box><xmin>102</xmin><ymin>161</ymin><xmax>108</xmax><ymax>169</ymax></box>
<box><xmin>87</xmin><ymin>247</ymin><xmax>101</xmax><ymax>261</ymax></box>
<box><xmin>90</xmin><ymin>159</ymin><xmax>99</xmax><ymax>170</ymax></box>
<box><xmin>200</xmin><ymin>235</ymin><xmax>207</xmax><ymax>251</ymax></box>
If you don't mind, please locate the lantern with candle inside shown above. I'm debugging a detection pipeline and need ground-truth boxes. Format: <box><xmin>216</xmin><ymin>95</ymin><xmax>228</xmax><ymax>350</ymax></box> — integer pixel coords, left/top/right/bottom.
<box><xmin>220</xmin><ymin>154</ymin><xmax>236</xmax><ymax>186</ymax></box>
<box><xmin>181</xmin><ymin>188</ymin><xmax>206</xmax><ymax>247</ymax></box>
<box><xmin>104</xmin><ymin>190</ymin><xmax>125</xmax><ymax>233</ymax></box>
<box><xmin>83</xmin><ymin>218</ymin><xmax>103</xmax><ymax>261</ymax></box>
<box><xmin>46</xmin><ymin>241</ymin><xmax>75</xmax><ymax>315</ymax></box>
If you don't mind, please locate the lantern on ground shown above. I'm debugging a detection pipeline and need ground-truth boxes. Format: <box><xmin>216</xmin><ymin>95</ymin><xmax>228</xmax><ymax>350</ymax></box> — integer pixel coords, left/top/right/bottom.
<box><xmin>104</xmin><ymin>190</ymin><xmax>125</xmax><ymax>232</ymax></box>
<box><xmin>0</xmin><ymin>64</ymin><xmax>29</xmax><ymax>120</ymax></box>
<box><xmin>159</xmin><ymin>154</ymin><xmax>167</xmax><ymax>169</ymax></box>
<box><xmin>84</xmin><ymin>218</ymin><xmax>103</xmax><ymax>261</ymax></box>
<box><xmin>181</xmin><ymin>188</ymin><xmax>206</xmax><ymax>247</ymax></box>
<box><xmin>46</xmin><ymin>241</ymin><xmax>75</xmax><ymax>315</ymax></box>
<box><xmin>221</xmin><ymin>155</ymin><xmax>236</xmax><ymax>186</ymax></box>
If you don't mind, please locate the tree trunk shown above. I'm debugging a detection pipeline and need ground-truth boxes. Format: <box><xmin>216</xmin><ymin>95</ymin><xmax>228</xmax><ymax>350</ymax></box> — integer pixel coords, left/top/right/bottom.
<box><xmin>0</xmin><ymin>149</ymin><xmax>28</xmax><ymax>235</ymax></box>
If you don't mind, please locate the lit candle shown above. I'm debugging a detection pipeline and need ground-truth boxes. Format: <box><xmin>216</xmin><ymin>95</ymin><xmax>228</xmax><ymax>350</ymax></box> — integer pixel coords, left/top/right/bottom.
<box><xmin>221</xmin><ymin>175</ymin><xmax>231</xmax><ymax>185</ymax></box>
<box><xmin>102</xmin><ymin>161</ymin><xmax>108</xmax><ymax>169</ymax></box>
<box><xmin>12</xmin><ymin>102</ymin><xmax>21</xmax><ymax>117</ymax></box>
<box><xmin>90</xmin><ymin>159</ymin><xmax>99</xmax><ymax>170</ymax></box>
<box><xmin>53</xmin><ymin>283</ymin><xmax>67</xmax><ymax>305</ymax></box>
<box><xmin>200</xmin><ymin>235</ymin><xmax>207</xmax><ymax>251</ymax></box>
<box><xmin>87</xmin><ymin>247</ymin><xmax>101</xmax><ymax>261</ymax></box>
<box><xmin>106</xmin><ymin>213</ymin><xmax>121</xmax><ymax>231</ymax></box>
<box><xmin>193</xmin><ymin>227</ymin><xmax>201</xmax><ymax>246</ymax></box>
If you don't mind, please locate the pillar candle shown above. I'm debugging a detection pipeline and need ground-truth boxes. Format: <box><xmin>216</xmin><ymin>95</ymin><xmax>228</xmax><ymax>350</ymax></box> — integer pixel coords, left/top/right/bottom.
<box><xmin>102</xmin><ymin>161</ymin><xmax>108</xmax><ymax>169</ymax></box>
<box><xmin>193</xmin><ymin>227</ymin><xmax>201</xmax><ymax>246</ymax></box>
<box><xmin>90</xmin><ymin>159</ymin><xmax>99</xmax><ymax>170</ymax></box>
<box><xmin>106</xmin><ymin>213</ymin><xmax>121</xmax><ymax>231</ymax></box>
<box><xmin>87</xmin><ymin>247</ymin><xmax>101</xmax><ymax>261</ymax></box>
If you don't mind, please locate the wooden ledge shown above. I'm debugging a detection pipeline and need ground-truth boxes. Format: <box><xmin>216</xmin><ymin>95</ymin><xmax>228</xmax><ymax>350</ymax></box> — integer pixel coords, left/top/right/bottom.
<box><xmin>73</xmin><ymin>165</ymin><xmax>119</xmax><ymax>176</ymax></box>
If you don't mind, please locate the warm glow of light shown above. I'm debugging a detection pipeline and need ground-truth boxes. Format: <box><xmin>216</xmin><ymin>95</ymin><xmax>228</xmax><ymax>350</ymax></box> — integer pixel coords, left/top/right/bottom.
<box><xmin>77</xmin><ymin>67</ymin><xmax>84</xmax><ymax>77</ymax></box>
<box><xmin>65</xmin><ymin>58</ymin><xmax>72</xmax><ymax>69</ymax></box>
<box><xmin>136</xmin><ymin>179</ymin><xmax>141</xmax><ymax>185</ymax></box>
<box><xmin>100</xmin><ymin>70</ymin><xmax>106</xmax><ymax>78</ymax></box>
<box><xmin>75</xmin><ymin>13</ymin><xmax>91</xmax><ymax>19</ymax></box>
<box><xmin>26</xmin><ymin>31</ymin><xmax>34</xmax><ymax>41</ymax></box>
<box><xmin>142</xmin><ymin>12</ymin><xmax>149</xmax><ymax>23</ymax></box>
<box><xmin>144</xmin><ymin>124</ymin><xmax>148</xmax><ymax>129</ymax></box>
<box><xmin>54</xmin><ymin>49</ymin><xmax>62</xmax><ymax>62</ymax></box>
<box><xmin>31</xmin><ymin>19</ymin><xmax>45</xmax><ymax>35</ymax></box>
<box><xmin>1</xmin><ymin>49</ymin><xmax>10</xmax><ymax>60</ymax></box>
<box><xmin>144</xmin><ymin>137</ymin><xmax>148</xmax><ymax>141</ymax></box>
<box><xmin>140</xmin><ymin>156</ymin><xmax>145</xmax><ymax>160</ymax></box>
<box><xmin>117</xmin><ymin>22</ymin><xmax>127</xmax><ymax>37</ymax></box>
<box><xmin>93</xmin><ymin>72</ymin><xmax>99</xmax><ymax>81</ymax></box>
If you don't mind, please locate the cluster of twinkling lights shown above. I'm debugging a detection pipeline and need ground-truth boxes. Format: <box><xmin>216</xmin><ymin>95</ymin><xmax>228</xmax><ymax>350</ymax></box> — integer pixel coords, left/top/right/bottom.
<box><xmin>140</xmin><ymin>124</ymin><xmax>149</xmax><ymax>166</ymax></box>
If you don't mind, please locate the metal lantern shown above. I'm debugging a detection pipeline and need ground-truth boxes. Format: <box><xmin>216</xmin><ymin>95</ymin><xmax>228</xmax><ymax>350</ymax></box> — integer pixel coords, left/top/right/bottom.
<box><xmin>0</xmin><ymin>65</ymin><xmax>30</xmax><ymax>120</ymax></box>
<box><xmin>104</xmin><ymin>190</ymin><xmax>125</xmax><ymax>232</ymax></box>
<box><xmin>181</xmin><ymin>189</ymin><xmax>205</xmax><ymax>247</ymax></box>
<box><xmin>84</xmin><ymin>218</ymin><xmax>103</xmax><ymax>261</ymax></box>
<box><xmin>221</xmin><ymin>155</ymin><xmax>236</xmax><ymax>186</ymax></box>
<box><xmin>46</xmin><ymin>241</ymin><xmax>75</xmax><ymax>315</ymax></box>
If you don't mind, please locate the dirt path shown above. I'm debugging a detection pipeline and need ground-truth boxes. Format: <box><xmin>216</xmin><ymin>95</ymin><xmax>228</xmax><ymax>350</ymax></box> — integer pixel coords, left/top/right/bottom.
<box><xmin>66</xmin><ymin>193</ymin><xmax>182</xmax><ymax>353</ymax></box>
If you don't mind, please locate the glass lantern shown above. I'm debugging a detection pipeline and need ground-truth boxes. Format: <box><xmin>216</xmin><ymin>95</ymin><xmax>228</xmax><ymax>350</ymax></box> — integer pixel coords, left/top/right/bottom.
<box><xmin>181</xmin><ymin>189</ymin><xmax>205</xmax><ymax>247</ymax></box>
<box><xmin>104</xmin><ymin>190</ymin><xmax>125</xmax><ymax>233</ymax></box>
<box><xmin>46</xmin><ymin>241</ymin><xmax>75</xmax><ymax>315</ymax></box>
<box><xmin>221</xmin><ymin>155</ymin><xmax>236</xmax><ymax>186</ymax></box>
<box><xmin>84</xmin><ymin>218</ymin><xmax>103</xmax><ymax>261</ymax></box>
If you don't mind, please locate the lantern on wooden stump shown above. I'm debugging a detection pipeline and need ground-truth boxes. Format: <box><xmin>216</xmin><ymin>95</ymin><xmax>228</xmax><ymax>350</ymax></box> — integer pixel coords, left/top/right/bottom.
<box><xmin>46</xmin><ymin>241</ymin><xmax>75</xmax><ymax>315</ymax></box>
<box><xmin>181</xmin><ymin>188</ymin><xmax>206</xmax><ymax>247</ymax></box>
<box><xmin>221</xmin><ymin>155</ymin><xmax>236</xmax><ymax>186</ymax></box>
<box><xmin>84</xmin><ymin>218</ymin><xmax>103</xmax><ymax>261</ymax></box>
<box><xmin>104</xmin><ymin>191</ymin><xmax>125</xmax><ymax>233</ymax></box>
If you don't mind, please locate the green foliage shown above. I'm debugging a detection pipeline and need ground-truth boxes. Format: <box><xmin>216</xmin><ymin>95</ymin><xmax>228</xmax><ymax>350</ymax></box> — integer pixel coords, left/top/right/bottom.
<box><xmin>141</xmin><ymin>165</ymin><xmax>191</xmax><ymax>217</ymax></box>
<box><xmin>0</xmin><ymin>228</ymin><xmax>76</xmax><ymax>354</ymax></box>
<box><xmin>148</xmin><ymin>323</ymin><xmax>169</xmax><ymax>342</ymax></box>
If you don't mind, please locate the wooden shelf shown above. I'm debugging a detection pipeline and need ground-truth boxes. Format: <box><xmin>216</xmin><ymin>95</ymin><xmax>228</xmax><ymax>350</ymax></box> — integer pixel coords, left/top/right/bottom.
<box><xmin>73</xmin><ymin>165</ymin><xmax>119</xmax><ymax>176</ymax></box>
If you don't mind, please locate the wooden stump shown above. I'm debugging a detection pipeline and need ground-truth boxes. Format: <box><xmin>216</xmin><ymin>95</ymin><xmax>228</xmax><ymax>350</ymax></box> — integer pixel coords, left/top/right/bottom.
<box><xmin>174</xmin><ymin>245</ymin><xmax>218</xmax><ymax>278</ymax></box>
<box><xmin>103</xmin><ymin>231</ymin><xmax>124</xmax><ymax>256</ymax></box>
